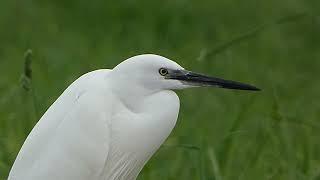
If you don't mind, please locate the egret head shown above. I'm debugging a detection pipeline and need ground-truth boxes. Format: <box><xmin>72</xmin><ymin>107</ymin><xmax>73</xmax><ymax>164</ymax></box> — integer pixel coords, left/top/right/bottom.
<box><xmin>112</xmin><ymin>54</ymin><xmax>260</xmax><ymax>92</ymax></box>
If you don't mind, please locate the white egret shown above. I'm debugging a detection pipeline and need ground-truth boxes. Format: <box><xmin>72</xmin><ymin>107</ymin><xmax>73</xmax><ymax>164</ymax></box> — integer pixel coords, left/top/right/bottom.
<box><xmin>8</xmin><ymin>54</ymin><xmax>259</xmax><ymax>180</ymax></box>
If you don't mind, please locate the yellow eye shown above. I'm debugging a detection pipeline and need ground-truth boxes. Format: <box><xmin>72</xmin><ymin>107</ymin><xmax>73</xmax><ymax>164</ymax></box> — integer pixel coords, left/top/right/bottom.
<box><xmin>159</xmin><ymin>68</ymin><xmax>168</xmax><ymax>76</ymax></box>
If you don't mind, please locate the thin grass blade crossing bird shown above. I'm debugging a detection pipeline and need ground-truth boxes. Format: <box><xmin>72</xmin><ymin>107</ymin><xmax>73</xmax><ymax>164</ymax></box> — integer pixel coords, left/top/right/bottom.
<box><xmin>8</xmin><ymin>54</ymin><xmax>260</xmax><ymax>180</ymax></box>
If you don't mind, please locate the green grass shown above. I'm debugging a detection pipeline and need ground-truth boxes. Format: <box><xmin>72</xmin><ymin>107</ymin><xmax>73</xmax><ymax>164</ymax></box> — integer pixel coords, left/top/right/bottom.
<box><xmin>1</xmin><ymin>0</ymin><xmax>320</xmax><ymax>179</ymax></box>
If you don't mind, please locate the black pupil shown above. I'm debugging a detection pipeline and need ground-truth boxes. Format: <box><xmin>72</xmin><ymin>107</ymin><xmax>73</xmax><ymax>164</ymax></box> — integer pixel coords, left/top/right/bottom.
<box><xmin>160</xmin><ymin>68</ymin><xmax>167</xmax><ymax>75</ymax></box>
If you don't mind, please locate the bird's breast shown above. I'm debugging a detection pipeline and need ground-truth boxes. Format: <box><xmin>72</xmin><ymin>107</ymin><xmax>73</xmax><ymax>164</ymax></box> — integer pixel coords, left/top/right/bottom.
<box><xmin>104</xmin><ymin>90</ymin><xmax>180</xmax><ymax>179</ymax></box>
<box><xmin>112</xmin><ymin>90</ymin><xmax>179</xmax><ymax>154</ymax></box>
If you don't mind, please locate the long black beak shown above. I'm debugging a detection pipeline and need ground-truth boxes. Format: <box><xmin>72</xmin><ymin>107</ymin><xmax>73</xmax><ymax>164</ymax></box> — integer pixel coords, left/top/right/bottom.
<box><xmin>166</xmin><ymin>70</ymin><xmax>260</xmax><ymax>91</ymax></box>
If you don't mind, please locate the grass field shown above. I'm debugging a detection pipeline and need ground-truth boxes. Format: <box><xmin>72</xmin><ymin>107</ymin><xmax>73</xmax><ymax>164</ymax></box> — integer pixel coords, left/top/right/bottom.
<box><xmin>1</xmin><ymin>0</ymin><xmax>320</xmax><ymax>179</ymax></box>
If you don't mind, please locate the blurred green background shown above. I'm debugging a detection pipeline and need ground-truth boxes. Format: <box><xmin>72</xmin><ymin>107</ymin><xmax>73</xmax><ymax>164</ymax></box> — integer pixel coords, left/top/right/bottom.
<box><xmin>1</xmin><ymin>0</ymin><xmax>320</xmax><ymax>179</ymax></box>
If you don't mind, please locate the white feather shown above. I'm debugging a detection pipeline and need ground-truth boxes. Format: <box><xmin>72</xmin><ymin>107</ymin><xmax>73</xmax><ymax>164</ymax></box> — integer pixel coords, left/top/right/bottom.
<box><xmin>9</xmin><ymin>55</ymin><xmax>182</xmax><ymax>180</ymax></box>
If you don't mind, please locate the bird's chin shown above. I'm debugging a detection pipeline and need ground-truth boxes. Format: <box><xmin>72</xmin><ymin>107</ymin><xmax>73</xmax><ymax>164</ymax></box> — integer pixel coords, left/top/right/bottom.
<box><xmin>167</xmin><ymin>81</ymin><xmax>197</xmax><ymax>90</ymax></box>
<box><xmin>180</xmin><ymin>81</ymin><xmax>210</xmax><ymax>88</ymax></box>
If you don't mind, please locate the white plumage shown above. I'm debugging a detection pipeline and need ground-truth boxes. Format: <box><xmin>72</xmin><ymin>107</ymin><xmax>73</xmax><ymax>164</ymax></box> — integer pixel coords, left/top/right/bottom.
<box><xmin>9</xmin><ymin>54</ymin><xmax>259</xmax><ymax>180</ymax></box>
<box><xmin>9</xmin><ymin>55</ymin><xmax>181</xmax><ymax>180</ymax></box>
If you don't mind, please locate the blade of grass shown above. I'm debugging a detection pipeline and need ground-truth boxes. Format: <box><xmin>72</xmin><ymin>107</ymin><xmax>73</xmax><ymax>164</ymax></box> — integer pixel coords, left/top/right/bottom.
<box><xmin>204</xmin><ymin>12</ymin><xmax>309</xmax><ymax>58</ymax></box>
<box><xmin>219</xmin><ymin>96</ymin><xmax>256</xmax><ymax>174</ymax></box>
<box><xmin>19</xmin><ymin>49</ymin><xmax>41</xmax><ymax>120</ymax></box>
<box><xmin>208</xmin><ymin>147</ymin><xmax>222</xmax><ymax>180</ymax></box>
<box><xmin>162</xmin><ymin>144</ymin><xmax>204</xmax><ymax>180</ymax></box>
